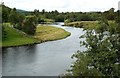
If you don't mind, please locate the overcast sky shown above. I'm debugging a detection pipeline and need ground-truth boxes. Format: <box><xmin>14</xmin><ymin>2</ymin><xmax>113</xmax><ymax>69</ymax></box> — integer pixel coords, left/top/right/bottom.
<box><xmin>2</xmin><ymin>0</ymin><xmax>120</xmax><ymax>12</ymax></box>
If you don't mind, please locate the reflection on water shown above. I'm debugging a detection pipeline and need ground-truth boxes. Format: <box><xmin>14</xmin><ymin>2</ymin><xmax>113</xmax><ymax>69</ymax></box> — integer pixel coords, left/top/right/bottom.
<box><xmin>2</xmin><ymin>22</ymin><xmax>86</xmax><ymax>76</ymax></box>
<box><xmin>3</xmin><ymin>45</ymin><xmax>37</xmax><ymax>64</ymax></box>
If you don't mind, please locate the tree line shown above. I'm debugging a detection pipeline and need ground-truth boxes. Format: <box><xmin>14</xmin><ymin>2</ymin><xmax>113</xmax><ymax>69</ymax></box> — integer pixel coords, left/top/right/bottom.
<box><xmin>2</xmin><ymin>4</ymin><xmax>117</xmax><ymax>23</ymax></box>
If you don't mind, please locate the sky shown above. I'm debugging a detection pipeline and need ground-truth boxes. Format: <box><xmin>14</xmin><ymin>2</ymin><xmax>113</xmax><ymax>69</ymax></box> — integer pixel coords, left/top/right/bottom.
<box><xmin>2</xmin><ymin>0</ymin><xmax>120</xmax><ymax>12</ymax></box>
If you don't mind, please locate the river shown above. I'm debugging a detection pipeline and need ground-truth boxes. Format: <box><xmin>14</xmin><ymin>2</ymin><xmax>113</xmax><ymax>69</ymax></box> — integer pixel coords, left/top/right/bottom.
<box><xmin>2</xmin><ymin>22</ymin><xmax>86</xmax><ymax>76</ymax></box>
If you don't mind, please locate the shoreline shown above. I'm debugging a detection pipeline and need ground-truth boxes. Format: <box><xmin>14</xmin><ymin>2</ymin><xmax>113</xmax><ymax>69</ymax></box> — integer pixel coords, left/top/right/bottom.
<box><xmin>2</xmin><ymin>23</ymin><xmax>71</xmax><ymax>48</ymax></box>
<box><xmin>2</xmin><ymin>33</ymin><xmax>71</xmax><ymax>48</ymax></box>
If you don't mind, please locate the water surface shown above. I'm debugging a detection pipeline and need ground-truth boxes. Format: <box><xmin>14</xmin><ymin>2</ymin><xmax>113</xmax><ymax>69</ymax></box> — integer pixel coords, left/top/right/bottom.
<box><xmin>2</xmin><ymin>22</ymin><xmax>85</xmax><ymax>76</ymax></box>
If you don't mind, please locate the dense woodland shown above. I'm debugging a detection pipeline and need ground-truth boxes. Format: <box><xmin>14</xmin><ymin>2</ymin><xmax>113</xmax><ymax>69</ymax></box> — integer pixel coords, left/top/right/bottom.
<box><xmin>1</xmin><ymin>3</ymin><xmax>120</xmax><ymax>77</ymax></box>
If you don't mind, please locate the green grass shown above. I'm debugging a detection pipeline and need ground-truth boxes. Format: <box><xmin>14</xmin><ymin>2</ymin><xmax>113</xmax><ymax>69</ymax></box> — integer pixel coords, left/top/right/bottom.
<box><xmin>34</xmin><ymin>25</ymin><xmax>71</xmax><ymax>41</ymax></box>
<box><xmin>2</xmin><ymin>24</ymin><xmax>70</xmax><ymax>47</ymax></box>
<box><xmin>64</xmin><ymin>21</ymin><xmax>115</xmax><ymax>30</ymax></box>
<box><xmin>2</xmin><ymin>24</ymin><xmax>38</xmax><ymax>47</ymax></box>
<box><xmin>64</xmin><ymin>21</ymin><xmax>99</xmax><ymax>29</ymax></box>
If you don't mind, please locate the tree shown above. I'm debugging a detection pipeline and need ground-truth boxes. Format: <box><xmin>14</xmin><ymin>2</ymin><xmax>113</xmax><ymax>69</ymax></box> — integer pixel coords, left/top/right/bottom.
<box><xmin>9</xmin><ymin>8</ymin><xmax>25</xmax><ymax>30</ymax></box>
<box><xmin>103</xmin><ymin>8</ymin><xmax>116</xmax><ymax>20</ymax></box>
<box><xmin>42</xmin><ymin>9</ymin><xmax>45</xmax><ymax>14</ymax></box>
<box><xmin>9</xmin><ymin>8</ymin><xmax>19</xmax><ymax>26</ymax></box>
<box><xmin>22</xmin><ymin>15</ymin><xmax>38</xmax><ymax>35</ymax></box>
<box><xmin>65</xmin><ymin>17</ymin><xmax>120</xmax><ymax>77</ymax></box>
<box><xmin>15</xmin><ymin>13</ymin><xmax>25</xmax><ymax>30</ymax></box>
<box><xmin>2</xmin><ymin>4</ymin><xmax>11</xmax><ymax>22</ymax></box>
<box><xmin>34</xmin><ymin>9</ymin><xmax>39</xmax><ymax>17</ymax></box>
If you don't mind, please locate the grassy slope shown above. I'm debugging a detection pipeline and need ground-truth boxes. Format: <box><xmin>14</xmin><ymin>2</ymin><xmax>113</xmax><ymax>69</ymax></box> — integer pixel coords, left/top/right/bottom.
<box><xmin>2</xmin><ymin>24</ymin><xmax>70</xmax><ymax>47</ymax></box>
<box><xmin>2</xmin><ymin>25</ymin><xmax>38</xmax><ymax>47</ymax></box>
<box><xmin>34</xmin><ymin>25</ymin><xmax>71</xmax><ymax>41</ymax></box>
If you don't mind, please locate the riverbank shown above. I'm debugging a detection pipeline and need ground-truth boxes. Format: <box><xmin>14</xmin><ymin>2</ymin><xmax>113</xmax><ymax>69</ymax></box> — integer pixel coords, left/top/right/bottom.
<box><xmin>64</xmin><ymin>21</ymin><xmax>99</xmax><ymax>29</ymax></box>
<box><xmin>64</xmin><ymin>21</ymin><xmax>114</xmax><ymax>30</ymax></box>
<box><xmin>2</xmin><ymin>24</ymin><xmax>39</xmax><ymax>48</ymax></box>
<box><xmin>2</xmin><ymin>24</ymin><xmax>71</xmax><ymax>48</ymax></box>
<box><xmin>35</xmin><ymin>25</ymin><xmax>71</xmax><ymax>42</ymax></box>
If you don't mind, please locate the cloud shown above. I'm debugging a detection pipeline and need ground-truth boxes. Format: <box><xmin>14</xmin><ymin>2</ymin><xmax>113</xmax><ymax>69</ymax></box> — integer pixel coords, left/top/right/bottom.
<box><xmin>2</xmin><ymin>0</ymin><xmax>120</xmax><ymax>12</ymax></box>
<box><xmin>66</xmin><ymin>0</ymin><xmax>119</xmax><ymax>12</ymax></box>
<box><xmin>3</xmin><ymin>0</ymin><xmax>69</xmax><ymax>11</ymax></box>
<box><xmin>118</xmin><ymin>1</ymin><xmax>120</xmax><ymax>10</ymax></box>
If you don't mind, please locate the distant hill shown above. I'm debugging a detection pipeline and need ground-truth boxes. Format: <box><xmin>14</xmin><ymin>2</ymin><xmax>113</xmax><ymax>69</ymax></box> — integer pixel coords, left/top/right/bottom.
<box><xmin>16</xmin><ymin>9</ymin><xmax>28</xmax><ymax>13</ymax></box>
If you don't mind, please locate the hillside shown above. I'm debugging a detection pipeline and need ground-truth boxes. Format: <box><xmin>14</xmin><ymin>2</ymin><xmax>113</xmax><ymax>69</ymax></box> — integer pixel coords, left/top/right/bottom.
<box><xmin>16</xmin><ymin>9</ymin><xmax>28</xmax><ymax>13</ymax></box>
<box><xmin>2</xmin><ymin>23</ymin><xmax>38</xmax><ymax>47</ymax></box>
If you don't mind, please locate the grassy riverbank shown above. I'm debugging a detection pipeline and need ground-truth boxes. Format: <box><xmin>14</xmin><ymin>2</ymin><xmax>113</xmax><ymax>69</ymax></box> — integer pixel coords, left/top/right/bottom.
<box><xmin>64</xmin><ymin>21</ymin><xmax>114</xmax><ymax>29</ymax></box>
<box><xmin>2</xmin><ymin>24</ymin><xmax>39</xmax><ymax>47</ymax></box>
<box><xmin>34</xmin><ymin>25</ymin><xmax>71</xmax><ymax>41</ymax></box>
<box><xmin>2</xmin><ymin>24</ymin><xmax>71</xmax><ymax>47</ymax></box>
<box><xmin>64</xmin><ymin>21</ymin><xmax>99</xmax><ymax>29</ymax></box>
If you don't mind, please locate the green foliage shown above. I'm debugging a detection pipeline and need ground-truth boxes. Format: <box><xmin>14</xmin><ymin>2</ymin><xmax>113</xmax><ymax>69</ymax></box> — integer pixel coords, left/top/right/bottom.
<box><xmin>8</xmin><ymin>8</ymin><xmax>25</xmax><ymax>30</ymax></box>
<box><xmin>14</xmin><ymin>13</ymin><xmax>25</xmax><ymax>30</ymax></box>
<box><xmin>2</xmin><ymin>4</ymin><xmax>116</xmax><ymax>23</ymax></box>
<box><xmin>64</xmin><ymin>12</ymin><xmax>101</xmax><ymax>22</ymax></box>
<box><xmin>67</xmin><ymin>52</ymin><xmax>104</xmax><ymax>76</ymax></box>
<box><xmin>2</xmin><ymin>4</ymin><xmax>25</xmax><ymax>30</ymax></box>
<box><xmin>34</xmin><ymin>9</ymin><xmax>39</xmax><ymax>17</ymax></box>
<box><xmin>22</xmin><ymin>15</ymin><xmax>38</xmax><ymax>35</ymax></box>
<box><xmin>103</xmin><ymin>8</ymin><xmax>116</xmax><ymax>20</ymax></box>
<box><xmin>65</xmin><ymin>17</ymin><xmax>120</xmax><ymax>77</ymax></box>
<box><xmin>9</xmin><ymin>8</ymin><xmax>19</xmax><ymax>25</ymax></box>
<box><xmin>2</xmin><ymin>4</ymin><xmax>11</xmax><ymax>22</ymax></box>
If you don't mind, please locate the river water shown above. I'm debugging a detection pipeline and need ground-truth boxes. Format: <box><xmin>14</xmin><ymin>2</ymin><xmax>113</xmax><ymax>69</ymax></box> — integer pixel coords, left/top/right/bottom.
<box><xmin>2</xmin><ymin>22</ymin><xmax>85</xmax><ymax>76</ymax></box>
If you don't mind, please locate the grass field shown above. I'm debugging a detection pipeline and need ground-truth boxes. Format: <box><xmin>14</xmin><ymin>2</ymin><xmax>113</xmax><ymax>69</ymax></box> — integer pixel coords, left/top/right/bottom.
<box><xmin>34</xmin><ymin>25</ymin><xmax>71</xmax><ymax>41</ymax></box>
<box><xmin>2</xmin><ymin>24</ymin><xmax>70</xmax><ymax>47</ymax></box>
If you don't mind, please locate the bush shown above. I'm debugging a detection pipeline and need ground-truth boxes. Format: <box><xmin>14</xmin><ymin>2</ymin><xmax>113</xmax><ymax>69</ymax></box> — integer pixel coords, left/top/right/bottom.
<box><xmin>22</xmin><ymin>15</ymin><xmax>38</xmax><ymax>35</ymax></box>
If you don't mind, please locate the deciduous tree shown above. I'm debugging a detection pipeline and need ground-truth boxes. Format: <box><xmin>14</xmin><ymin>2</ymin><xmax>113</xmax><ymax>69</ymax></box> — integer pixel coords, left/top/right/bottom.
<box><xmin>22</xmin><ymin>15</ymin><xmax>38</xmax><ymax>35</ymax></box>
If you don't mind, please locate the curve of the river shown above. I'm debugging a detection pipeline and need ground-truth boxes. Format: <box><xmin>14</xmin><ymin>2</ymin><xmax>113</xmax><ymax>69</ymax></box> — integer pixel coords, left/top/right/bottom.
<box><xmin>2</xmin><ymin>22</ymin><xmax>85</xmax><ymax>76</ymax></box>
